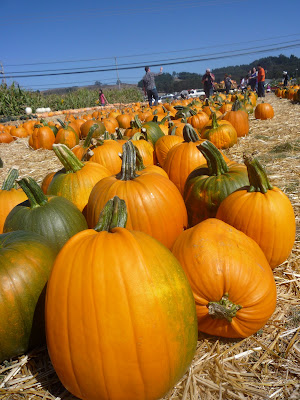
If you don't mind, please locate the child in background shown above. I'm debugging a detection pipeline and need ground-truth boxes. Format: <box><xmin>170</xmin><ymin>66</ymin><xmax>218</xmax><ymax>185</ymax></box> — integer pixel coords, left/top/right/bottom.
<box><xmin>99</xmin><ymin>89</ymin><xmax>108</xmax><ymax>106</ymax></box>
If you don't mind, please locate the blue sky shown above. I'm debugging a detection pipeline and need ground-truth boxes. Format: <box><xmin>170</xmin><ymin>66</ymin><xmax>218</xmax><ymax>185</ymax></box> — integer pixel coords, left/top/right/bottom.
<box><xmin>1</xmin><ymin>0</ymin><xmax>300</xmax><ymax>91</ymax></box>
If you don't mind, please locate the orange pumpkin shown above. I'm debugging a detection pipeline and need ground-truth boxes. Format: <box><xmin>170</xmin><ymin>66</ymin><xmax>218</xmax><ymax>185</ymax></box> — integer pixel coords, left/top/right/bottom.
<box><xmin>86</xmin><ymin>141</ymin><xmax>188</xmax><ymax>249</ymax></box>
<box><xmin>47</xmin><ymin>144</ymin><xmax>111</xmax><ymax>211</ymax></box>
<box><xmin>29</xmin><ymin>125</ymin><xmax>55</xmax><ymax>150</ymax></box>
<box><xmin>172</xmin><ymin>218</ymin><xmax>277</xmax><ymax>338</ymax></box>
<box><xmin>223</xmin><ymin>100</ymin><xmax>249</xmax><ymax>137</ymax></box>
<box><xmin>216</xmin><ymin>155</ymin><xmax>296</xmax><ymax>268</ymax></box>
<box><xmin>254</xmin><ymin>102</ymin><xmax>274</xmax><ymax>120</ymax></box>
<box><xmin>0</xmin><ymin>169</ymin><xmax>28</xmax><ymax>233</ymax></box>
<box><xmin>154</xmin><ymin>135</ymin><xmax>184</xmax><ymax>167</ymax></box>
<box><xmin>201</xmin><ymin>112</ymin><xmax>237</xmax><ymax>149</ymax></box>
<box><xmin>89</xmin><ymin>139</ymin><xmax>123</xmax><ymax>175</ymax></box>
<box><xmin>45</xmin><ymin>196</ymin><xmax>198</xmax><ymax>400</ymax></box>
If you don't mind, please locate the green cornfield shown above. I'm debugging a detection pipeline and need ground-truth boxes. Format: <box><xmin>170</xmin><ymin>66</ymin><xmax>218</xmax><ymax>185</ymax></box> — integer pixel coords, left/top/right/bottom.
<box><xmin>0</xmin><ymin>83</ymin><xmax>144</xmax><ymax>118</ymax></box>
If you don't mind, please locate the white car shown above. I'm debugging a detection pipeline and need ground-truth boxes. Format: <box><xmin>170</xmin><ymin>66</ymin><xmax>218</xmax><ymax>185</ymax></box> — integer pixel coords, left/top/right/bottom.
<box><xmin>189</xmin><ymin>89</ymin><xmax>205</xmax><ymax>98</ymax></box>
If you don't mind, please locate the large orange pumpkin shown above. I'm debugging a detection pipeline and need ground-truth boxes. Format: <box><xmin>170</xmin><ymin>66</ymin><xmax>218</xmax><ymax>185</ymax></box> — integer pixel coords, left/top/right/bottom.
<box><xmin>86</xmin><ymin>141</ymin><xmax>188</xmax><ymax>249</ymax></box>
<box><xmin>45</xmin><ymin>196</ymin><xmax>198</xmax><ymax>400</ymax></box>
<box><xmin>216</xmin><ymin>155</ymin><xmax>296</xmax><ymax>269</ymax></box>
<box><xmin>172</xmin><ymin>218</ymin><xmax>277</xmax><ymax>338</ymax></box>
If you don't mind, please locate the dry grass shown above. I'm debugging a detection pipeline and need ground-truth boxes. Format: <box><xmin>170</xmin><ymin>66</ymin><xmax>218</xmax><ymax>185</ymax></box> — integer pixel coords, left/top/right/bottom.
<box><xmin>0</xmin><ymin>94</ymin><xmax>299</xmax><ymax>400</ymax></box>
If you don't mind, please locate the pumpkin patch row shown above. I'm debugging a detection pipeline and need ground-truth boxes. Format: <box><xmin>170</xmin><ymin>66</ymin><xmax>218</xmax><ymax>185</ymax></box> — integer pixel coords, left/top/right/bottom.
<box><xmin>0</xmin><ymin>91</ymin><xmax>294</xmax><ymax>400</ymax></box>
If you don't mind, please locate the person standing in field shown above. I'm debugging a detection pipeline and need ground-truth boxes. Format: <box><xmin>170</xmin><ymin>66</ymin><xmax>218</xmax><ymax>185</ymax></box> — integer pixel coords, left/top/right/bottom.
<box><xmin>99</xmin><ymin>89</ymin><xmax>108</xmax><ymax>106</ymax></box>
<box><xmin>202</xmin><ymin>69</ymin><xmax>215</xmax><ymax>99</ymax></box>
<box><xmin>283</xmin><ymin>71</ymin><xmax>289</xmax><ymax>87</ymax></box>
<box><xmin>142</xmin><ymin>66</ymin><xmax>163</xmax><ymax>107</ymax></box>
<box><xmin>257</xmin><ymin>65</ymin><xmax>266</xmax><ymax>97</ymax></box>
<box><xmin>249</xmin><ymin>67</ymin><xmax>258</xmax><ymax>92</ymax></box>
<box><xmin>224</xmin><ymin>73</ymin><xmax>232</xmax><ymax>94</ymax></box>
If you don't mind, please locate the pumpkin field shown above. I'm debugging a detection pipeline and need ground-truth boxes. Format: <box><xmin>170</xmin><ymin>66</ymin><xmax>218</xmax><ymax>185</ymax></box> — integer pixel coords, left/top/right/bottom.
<box><xmin>0</xmin><ymin>90</ymin><xmax>299</xmax><ymax>400</ymax></box>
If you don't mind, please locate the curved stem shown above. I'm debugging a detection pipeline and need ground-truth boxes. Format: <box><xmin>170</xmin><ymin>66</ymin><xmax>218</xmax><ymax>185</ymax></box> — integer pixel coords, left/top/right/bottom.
<box><xmin>207</xmin><ymin>293</ymin><xmax>242</xmax><ymax>323</ymax></box>
<box><xmin>183</xmin><ymin>123</ymin><xmax>200</xmax><ymax>142</ymax></box>
<box><xmin>1</xmin><ymin>168</ymin><xmax>19</xmax><ymax>190</ymax></box>
<box><xmin>197</xmin><ymin>141</ymin><xmax>229</xmax><ymax>175</ymax></box>
<box><xmin>83</xmin><ymin>124</ymin><xmax>100</xmax><ymax>148</ymax></box>
<box><xmin>52</xmin><ymin>144</ymin><xmax>85</xmax><ymax>173</ymax></box>
<box><xmin>243</xmin><ymin>154</ymin><xmax>273</xmax><ymax>194</ymax></box>
<box><xmin>210</xmin><ymin>111</ymin><xmax>219</xmax><ymax>129</ymax></box>
<box><xmin>116</xmin><ymin>141</ymin><xmax>139</xmax><ymax>181</ymax></box>
<box><xmin>17</xmin><ymin>177</ymin><xmax>48</xmax><ymax>208</ymax></box>
<box><xmin>94</xmin><ymin>196</ymin><xmax>128</xmax><ymax>232</ymax></box>
<box><xmin>134</xmin><ymin>146</ymin><xmax>146</xmax><ymax>171</ymax></box>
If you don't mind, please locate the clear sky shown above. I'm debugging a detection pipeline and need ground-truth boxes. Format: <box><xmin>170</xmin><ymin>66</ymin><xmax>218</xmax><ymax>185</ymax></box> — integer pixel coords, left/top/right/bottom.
<box><xmin>1</xmin><ymin>0</ymin><xmax>300</xmax><ymax>91</ymax></box>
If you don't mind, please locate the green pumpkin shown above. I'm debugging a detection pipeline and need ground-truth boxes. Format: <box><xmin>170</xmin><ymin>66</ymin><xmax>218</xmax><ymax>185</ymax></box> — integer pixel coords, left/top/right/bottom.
<box><xmin>183</xmin><ymin>140</ymin><xmax>249</xmax><ymax>227</ymax></box>
<box><xmin>0</xmin><ymin>230</ymin><xmax>56</xmax><ymax>362</ymax></box>
<box><xmin>3</xmin><ymin>177</ymin><xmax>88</xmax><ymax>254</ymax></box>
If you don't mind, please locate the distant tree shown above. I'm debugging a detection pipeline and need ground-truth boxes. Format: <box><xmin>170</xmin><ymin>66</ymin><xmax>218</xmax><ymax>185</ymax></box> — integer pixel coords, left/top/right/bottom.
<box><xmin>94</xmin><ymin>80</ymin><xmax>102</xmax><ymax>86</ymax></box>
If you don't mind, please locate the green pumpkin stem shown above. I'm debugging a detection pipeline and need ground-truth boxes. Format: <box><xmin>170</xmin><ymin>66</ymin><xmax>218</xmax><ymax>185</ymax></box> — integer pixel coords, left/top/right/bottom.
<box><xmin>134</xmin><ymin>146</ymin><xmax>146</xmax><ymax>171</ymax></box>
<box><xmin>243</xmin><ymin>154</ymin><xmax>273</xmax><ymax>194</ymax></box>
<box><xmin>207</xmin><ymin>293</ymin><xmax>242</xmax><ymax>323</ymax></box>
<box><xmin>183</xmin><ymin>123</ymin><xmax>200</xmax><ymax>142</ymax></box>
<box><xmin>94</xmin><ymin>196</ymin><xmax>127</xmax><ymax>232</ymax></box>
<box><xmin>131</xmin><ymin>129</ymin><xmax>147</xmax><ymax>141</ymax></box>
<box><xmin>117</xmin><ymin>141</ymin><xmax>139</xmax><ymax>181</ymax></box>
<box><xmin>83</xmin><ymin>124</ymin><xmax>100</xmax><ymax>148</ymax></box>
<box><xmin>210</xmin><ymin>111</ymin><xmax>219</xmax><ymax>129</ymax></box>
<box><xmin>197</xmin><ymin>141</ymin><xmax>229</xmax><ymax>175</ymax></box>
<box><xmin>115</xmin><ymin>128</ymin><xmax>123</xmax><ymax>140</ymax></box>
<box><xmin>52</xmin><ymin>144</ymin><xmax>85</xmax><ymax>172</ymax></box>
<box><xmin>231</xmin><ymin>99</ymin><xmax>242</xmax><ymax>111</ymax></box>
<box><xmin>1</xmin><ymin>168</ymin><xmax>19</xmax><ymax>190</ymax></box>
<box><xmin>57</xmin><ymin>118</ymin><xmax>66</xmax><ymax>128</ymax></box>
<box><xmin>103</xmin><ymin>131</ymin><xmax>110</xmax><ymax>140</ymax></box>
<box><xmin>17</xmin><ymin>177</ymin><xmax>48</xmax><ymax>208</ymax></box>
<box><xmin>133</xmin><ymin>115</ymin><xmax>143</xmax><ymax>129</ymax></box>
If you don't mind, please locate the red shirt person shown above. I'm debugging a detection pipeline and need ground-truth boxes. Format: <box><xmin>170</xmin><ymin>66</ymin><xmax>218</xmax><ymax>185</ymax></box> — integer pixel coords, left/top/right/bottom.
<box><xmin>257</xmin><ymin>65</ymin><xmax>265</xmax><ymax>97</ymax></box>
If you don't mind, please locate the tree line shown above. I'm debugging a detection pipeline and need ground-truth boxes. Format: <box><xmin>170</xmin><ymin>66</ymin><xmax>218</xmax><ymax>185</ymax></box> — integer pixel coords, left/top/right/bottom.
<box><xmin>137</xmin><ymin>54</ymin><xmax>300</xmax><ymax>93</ymax></box>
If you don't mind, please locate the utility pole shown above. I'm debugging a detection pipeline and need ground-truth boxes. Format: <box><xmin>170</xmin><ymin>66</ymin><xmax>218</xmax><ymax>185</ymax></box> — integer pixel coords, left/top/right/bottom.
<box><xmin>114</xmin><ymin>57</ymin><xmax>121</xmax><ymax>90</ymax></box>
<box><xmin>0</xmin><ymin>62</ymin><xmax>6</xmax><ymax>85</ymax></box>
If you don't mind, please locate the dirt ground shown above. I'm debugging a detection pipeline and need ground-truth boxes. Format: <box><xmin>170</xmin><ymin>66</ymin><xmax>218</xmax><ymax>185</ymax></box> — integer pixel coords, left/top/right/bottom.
<box><xmin>0</xmin><ymin>93</ymin><xmax>299</xmax><ymax>400</ymax></box>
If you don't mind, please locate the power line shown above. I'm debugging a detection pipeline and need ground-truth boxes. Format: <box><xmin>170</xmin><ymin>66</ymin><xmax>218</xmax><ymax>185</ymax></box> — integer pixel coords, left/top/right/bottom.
<box><xmin>5</xmin><ymin>39</ymin><xmax>300</xmax><ymax>75</ymax></box>
<box><xmin>4</xmin><ymin>42</ymin><xmax>300</xmax><ymax>79</ymax></box>
<box><xmin>4</xmin><ymin>32</ymin><xmax>300</xmax><ymax>68</ymax></box>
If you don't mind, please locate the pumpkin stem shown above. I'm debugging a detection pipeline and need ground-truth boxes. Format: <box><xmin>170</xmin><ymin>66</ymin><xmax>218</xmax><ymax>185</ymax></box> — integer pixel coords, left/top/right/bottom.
<box><xmin>197</xmin><ymin>141</ymin><xmax>229</xmax><ymax>175</ymax></box>
<box><xmin>94</xmin><ymin>196</ymin><xmax>127</xmax><ymax>232</ymax></box>
<box><xmin>207</xmin><ymin>293</ymin><xmax>242</xmax><ymax>323</ymax></box>
<box><xmin>17</xmin><ymin>177</ymin><xmax>48</xmax><ymax>208</ymax></box>
<box><xmin>116</xmin><ymin>141</ymin><xmax>139</xmax><ymax>181</ymax></box>
<box><xmin>83</xmin><ymin>124</ymin><xmax>100</xmax><ymax>148</ymax></box>
<box><xmin>1</xmin><ymin>168</ymin><xmax>19</xmax><ymax>190</ymax></box>
<box><xmin>115</xmin><ymin>128</ymin><xmax>123</xmax><ymax>139</ymax></box>
<box><xmin>103</xmin><ymin>131</ymin><xmax>110</xmax><ymax>140</ymax></box>
<box><xmin>210</xmin><ymin>112</ymin><xmax>219</xmax><ymax>129</ymax></box>
<box><xmin>133</xmin><ymin>115</ymin><xmax>143</xmax><ymax>129</ymax></box>
<box><xmin>131</xmin><ymin>129</ymin><xmax>147</xmax><ymax>141</ymax></box>
<box><xmin>52</xmin><ymin>144</ymin><xmax>85</xmax><ymax>173</ymax></box>
<box><xmin>231</xmin><ymin>99</ymin><xmax>243</xmax><ymax>111</ymax></box>
<box><xmin>183</xmin><ymin>123</ymin><xmax>200</xmax><ymax>142</ymax></box>
<box><xmin>243</xmin><ymin>154</ymin><xmax>273</xmax><ymax>194</ymax></box>
<box><xmin>135</xmin><ymin>146</ymin><xmax>146</xmax><ymax>171</ymax></box>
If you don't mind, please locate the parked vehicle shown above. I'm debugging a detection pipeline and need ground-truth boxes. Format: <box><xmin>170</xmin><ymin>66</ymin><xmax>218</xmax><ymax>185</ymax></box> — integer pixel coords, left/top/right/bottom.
<box><xmin>189</xmin><ymin>89</ymin><xmax>205</xmax><ymax>98</ymax></box>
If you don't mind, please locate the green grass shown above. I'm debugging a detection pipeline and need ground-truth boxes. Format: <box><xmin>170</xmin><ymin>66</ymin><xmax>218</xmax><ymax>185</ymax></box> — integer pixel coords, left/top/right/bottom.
<box><xmin>0</xmin><ymin>83</ymin><xmax>143</xmax><ymax>118</ymax></box>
